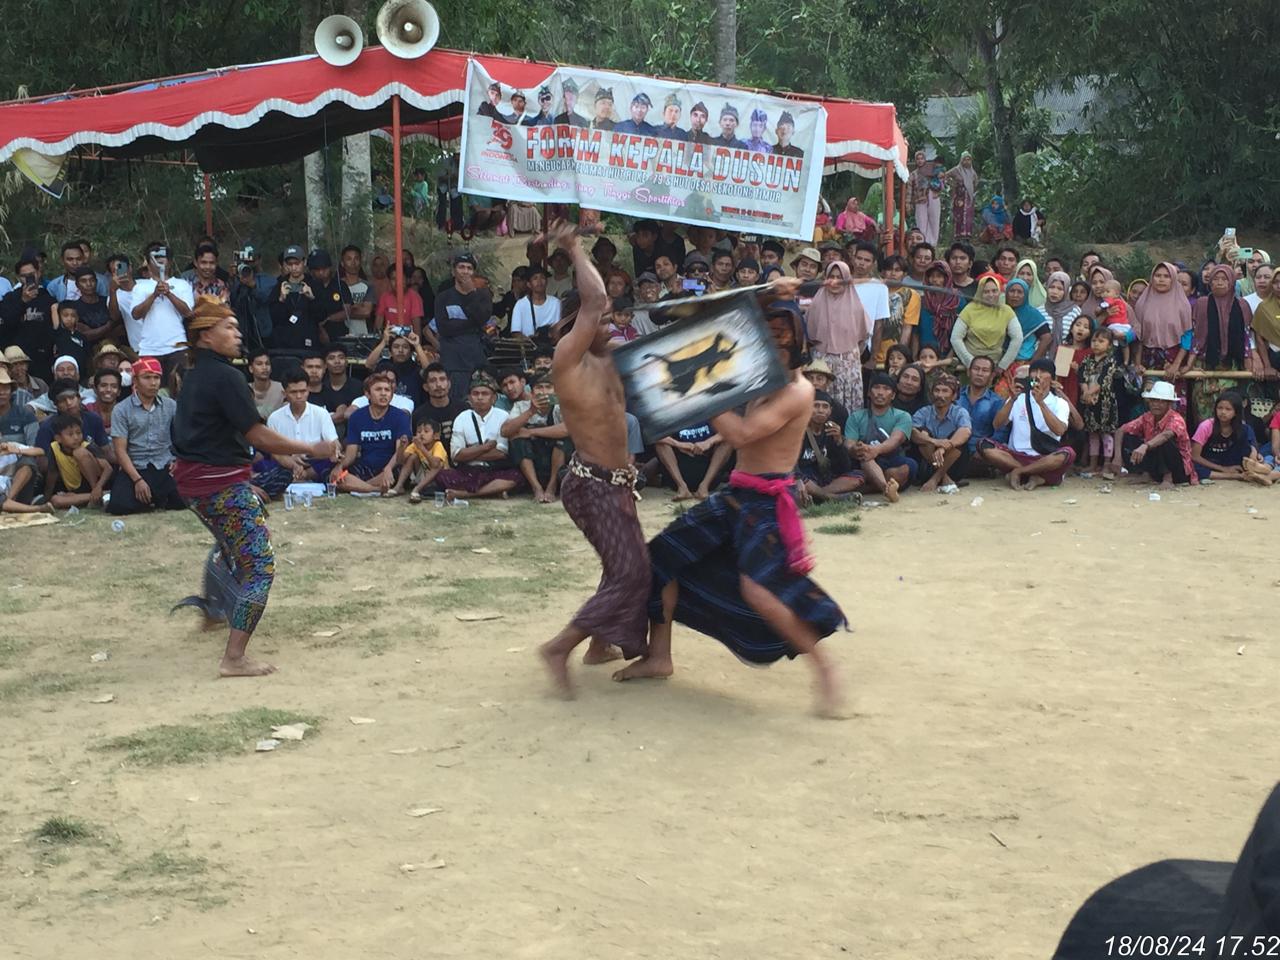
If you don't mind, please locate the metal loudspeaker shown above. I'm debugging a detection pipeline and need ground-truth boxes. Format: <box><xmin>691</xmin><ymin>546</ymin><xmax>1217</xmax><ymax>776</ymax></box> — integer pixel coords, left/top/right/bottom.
<box><xmin>315</xmin><ymin>14</ymin><xmax>365</xmax><ymax>66</ymax></box>
<box><xmin>375</xmin><ymin>0</ymin><xmax>439</xmax><ymax>59</ymax></box>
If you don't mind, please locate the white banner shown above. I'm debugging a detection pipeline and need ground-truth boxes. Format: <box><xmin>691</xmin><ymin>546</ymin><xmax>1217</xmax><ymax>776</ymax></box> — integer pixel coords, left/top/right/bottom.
<box><xmin>459</xmin><ymin>59</ymin><xmax>827</xmax><ymax>240</ymax></box>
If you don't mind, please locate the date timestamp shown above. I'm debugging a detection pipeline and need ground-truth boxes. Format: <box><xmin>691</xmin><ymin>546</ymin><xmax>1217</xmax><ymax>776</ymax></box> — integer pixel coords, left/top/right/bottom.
<box><xmin>1105</xmin><ymin>935</ymin><xmax>1280</xmax><ymax>956</ymax></box>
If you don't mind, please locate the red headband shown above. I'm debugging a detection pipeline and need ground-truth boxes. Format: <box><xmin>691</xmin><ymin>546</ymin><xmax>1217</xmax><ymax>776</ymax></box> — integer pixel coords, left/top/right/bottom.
<box><xmin>133</xmin><ymin>357</ymin><xmax>163</xmax><ymax>377</ymax></box>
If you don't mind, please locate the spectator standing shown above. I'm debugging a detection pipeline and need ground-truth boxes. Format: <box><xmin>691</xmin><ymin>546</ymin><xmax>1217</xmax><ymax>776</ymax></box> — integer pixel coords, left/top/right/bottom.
<box><xmin>950</xmin><ymin>273</ymin><xmax>1023</xmax><ymax>374</ymax></box>
<box><xmin>107</xmin><ymin>356</ymin><xmax>183</xmax><ymax>514</ymax></box>
<box><xmin>433</xmin><ymin>253</ymin><xmax>492</xmax><ymax>402</ymax></box>
<box><xmin>805</xmin><ymin>262</ymin><xmax>869</xmax><ymax>412</ymax></box>
<box><xmin>188</xmin><ymin>243</ymin><xmax>230</xmax><ymax>303</ymax></box>
<box><xmin>228</xmin><ymin>245</ymin><xmax>272</xmax><ymax>351</ymax></box>
<box><xmin>0</xmin><ymin>258</ymin><xmax>58</xmax><ymax>379</ymax></box>
<box><xmin>69</xmin><ymin>266</ymin><xmax>114</xmax><ymax>344</ymax></box>
<box><xmin>908</xmin><ymin>151</ymin><xmax>943</xmax><ymax>246</ymax></box>
<box><xmin>510</xmin><ymin>267</ymin><xmax>561</xmax><ymax>339</ymax></box>
<box><xmin>306</xmin><ymin>250</ymin><xmax>354</xmax><ymax>343</ymax></box>
<box><xmin>130</xmin><ymin>243</ymin><xmax>195</xmax><ymax>378</ymax></box>
<box><xmin>338</xmin><ymin>245</ymin><xmax>375</xmax><ymax>336</ymax></box>
<box><xmin>45</xmin><ymin>239</ymin><xmax>108</xmax><ymax>302</ymax></box>
<box><xmin>945</xmin><ymin>152</ymin><xmax>979</xmax><ymax>240</ymax></box>
<box><xmin>268</xmin><ymin>245</ymin><xmax>322</xmax><ymax>351</ymax></box>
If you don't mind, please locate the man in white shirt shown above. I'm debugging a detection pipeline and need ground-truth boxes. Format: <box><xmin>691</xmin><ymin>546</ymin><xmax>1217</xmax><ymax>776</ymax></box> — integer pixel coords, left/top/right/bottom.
<box><xmin>266</xmin><ymin>369</ymin><xmax>340</xmax><ymax>481</ymax></box>
<box><xmin>510</xmin><ymin>267</ymin><xmax>561</xmax><ymax>339</ymax></box>
<box><xmin>979</xmin><ymin>358</ymin><xmax>1079</xmax><ymax>490</ymax></box>
<box><xmin>434</xmin><ymin>371</ymin><xmax>524</xmax><ymax>499</ymax></box>
<box><xmin>847</xmin><ymin>241</ymin><xmax>890</xmax><ymax>341</ymax></box>
<box><xmin>129</xmin><ymin>243</ymin><xmax>194</xmax><ymax>378</ymax></box>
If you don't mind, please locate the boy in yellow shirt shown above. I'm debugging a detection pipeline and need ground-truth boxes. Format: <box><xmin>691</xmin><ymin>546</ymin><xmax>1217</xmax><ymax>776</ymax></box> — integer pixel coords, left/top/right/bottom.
<box><xmin>44</xmin><ymin>413</ymin><xmax>113</xmax><ymax>509</ymax></box>
<box><xmin>396</xmin><ymin>415</ymin><xmax>448</xmax><ymax>502</ymax></box>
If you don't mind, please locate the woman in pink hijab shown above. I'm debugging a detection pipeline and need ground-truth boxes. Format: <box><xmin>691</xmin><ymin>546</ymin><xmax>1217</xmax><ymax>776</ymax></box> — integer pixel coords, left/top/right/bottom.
<box><xmin>805</xmin><ymin>259</ymin><xmax>870</xmax><ymax>411</ymax></box>
<box><xmin>834</xmin><ymin>197</ymin><xmax>878</xmax><ymax>244</ymax></box>
<box><xmin>1131</xmin><ymin>262</ymin><xmax>1193</xmax><ymax>375</ymax></box>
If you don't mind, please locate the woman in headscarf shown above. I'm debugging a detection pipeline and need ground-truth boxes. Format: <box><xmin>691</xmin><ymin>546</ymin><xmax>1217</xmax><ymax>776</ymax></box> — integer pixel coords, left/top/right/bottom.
<box><xmin>1005</xmin><ymin>278</ymin><xmax>1053</xmax><ymax>364</ymax></box>
<box><xmin>835</xmin><ymin>196</ymin><xmax>878</xmax><ymax>243</ymax></box>
<box><xmin>949</xmin><ymin>272</ymin><xmax>1023</xmax><ymax>380</ymax></box>
<box><xmin>978</xmin><ymin>195</ymin><xmax>1013</xmax><ymax>243</ymax></box>
<box><xmin>919</xmin><ymin>260</ymin><xmax>962</xmax><ymax>357</ymax></box>
<box><xmin>1131</xmin><ymin>262</ymin><xmax>1193</xmax><ymax>376</ymax></box>
<box><xmin>1081</xmin><ymin>264</ymin><xmax>1114</xmax><ymax>317</ymax></box>
<box><xmin>1245</xmin><ymin>262</ymin><xmax>1273</xmax><ymax>314</ymax></box>
<box><xmin>1044</xmin><ymin>270</ymin><xmax>1081</xmax><ymax>346</ymax></box>
<box><xmin>805</xmin><ymin>260</ymin><xmax>869</xmax><ymax>412</ymax></box>
<box><xmin>1249</xmin><ymin>272</ymin><xmax>1280</xmax><ymax>372</ymax></box>
<box><xmin>1014</xmin><ymin>258</ymin><xmax>1048</xmax><ymax>308</ymax></box>
<box><xmin>172</xmin><ymin>296</ymin><xmax>341</xmax><ymax>677</ymax></box>
<box><xmin>1188</xmin><ymin>264</ymin><xmax>1259</xmax><ymax>422</ymax></box>
<box><xmin>945</xmin><ymin>152</ymin><xmax>978</xmax><ymax>240</ymax></box>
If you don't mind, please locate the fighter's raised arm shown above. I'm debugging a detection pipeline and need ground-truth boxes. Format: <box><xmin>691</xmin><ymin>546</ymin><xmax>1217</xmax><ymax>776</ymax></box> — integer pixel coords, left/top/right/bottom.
<box><xmin>549</xmin><ymin>221</ymin><xmax>608</xmax><ymax>365</ymax></box>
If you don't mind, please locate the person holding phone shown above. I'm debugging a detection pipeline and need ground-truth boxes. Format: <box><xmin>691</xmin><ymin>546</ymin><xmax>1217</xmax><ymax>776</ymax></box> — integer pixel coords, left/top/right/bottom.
<box><xmin>268</xmin><ymin>245</ymin><xmax>321</xmax><ymax>351</ymax></box>
<box><xmin>978</xmin><ymin>358</ymin><xmax>1081</xmax><ymax>490</ymax></box>
<box><xmin>129</xmin><ymin>242</ymin><xmax>195</xmax><ymax>380</ymax></box>
<box><xmin>0</xmin><ymin>256</ymin><xmax>59</xmax><ymax>380</ymax></box>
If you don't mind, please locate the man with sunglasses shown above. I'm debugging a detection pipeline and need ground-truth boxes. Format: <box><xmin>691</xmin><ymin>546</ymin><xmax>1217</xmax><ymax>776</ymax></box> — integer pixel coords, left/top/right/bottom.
<box><xmin>672</xmin><ymin>252</ymin><xmax>711</xmax><ymax>299</ymax></box>
<box><xmin>129</xmin><ymin>242</ymin><xmax>195</xmax><ymax>379</ymax></box>
<box><xmin>0</xmin><ymin>257</ymin><xmax>58</xmax><ymax>380</ymax></box>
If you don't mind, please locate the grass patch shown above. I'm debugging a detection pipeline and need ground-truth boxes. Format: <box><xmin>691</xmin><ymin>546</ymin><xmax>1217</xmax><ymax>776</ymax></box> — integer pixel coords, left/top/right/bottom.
<box><xmin>802</xmin><ymin>500</ymin><xmax>861</xmax><ymax>519</ymax></box>
<box><xmin>815</xmin><ymin>521</ymin><xmax>861</xmax><ymax>536</ymax></box>
<box><xmin>34</xmin><ymin>816</ymin><xmax>96</xmax><ymax>844</ymax></box>
<box><xmin>483</xmin><ymin>523</ymin><xmax>517</xmax><ymax>539</ymax></box>
<box><xmin>0</xmin><ymin>671</ymin><xmax>93</xmax><ymax>704</ymax></box>
<box><xmin>116</xmin><ymin>850</ymin><xmax>208</xmax><ymax>882</ymax></box>
<box><xmin>271</xmin><ymin>599</ymin><xmax>382</xmax><ymax>633</ymax></box>
<box><xmin>100</xmin><ymin>707</ymin><xmax>320</xmax><ymax>766</ymax></box>
<box><xmin>432</xmin><ymin>576</ymin><xmax>548</xmax><ymax>611</ymax></box>
<box><xmin>0</xmin><ymin>634</ymin><xmax>28</xmax><ymax>667</ymax></box>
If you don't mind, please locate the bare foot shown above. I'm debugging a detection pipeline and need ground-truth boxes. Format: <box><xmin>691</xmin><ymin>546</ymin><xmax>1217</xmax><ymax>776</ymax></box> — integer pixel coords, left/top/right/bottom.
<box><xmin>1101</xmin><ymin>468</ymin><xmax>1117</xmax><ymax>481</ymax></box>
<box><xmin>813</xmin><ymin>668</ymin><xmax>845</xmax><ymax>719</ymax></box>
<box><xmin>671</xmin><ymin>487</ymin><xmax>694</xmax><ymax>502</ymax></box>
<box><xmin>538</xmin><ymin>640</ymin><xmax>574</xmax><ymax>700</ymax></box>
<box><xmin>1023</xmin><ymin>476</ymin><xmax>1046</xmax><ymax>491</ymax></box>
<box><xmin>582</xmin><ymin>643</ymin><xmax>623</xmax><ymax>665</ymax></box>
<box><xmin>920</xmin><ymin>477</ymin><xmax>939</xmax><ymax>493</ymax></box>
<box><xmin>1158</xmin><ymin>478</ymin><xmax>1175</xmax><ymax>490</ymax></box>
<box><xmin>884</xmin><ymin>478</ymin><xmax>900</xmax><ymax>503</ymax></box>
<box><xmin>1006</xmin><ymin>470</ymin><xmax>1024</xmax><ymax>490</ymax></box>
<box><xmin>612</xmin><ymin>656</ymin><xmax>674</xmax><ymax>682</ymax></box>
<box><xmin>219</xmin><ymin>655</ymin><xmax>276</xmax><ymax>678</ymax></box>
<box><xmin>694</xmin><ymin>487</ymin><xmax>711</xmax><ymax>500</ymax></box>
<box><xmin>536</xmin><ymin>490</ymin><xmax>553</xmax><ymax>504</ymax></box>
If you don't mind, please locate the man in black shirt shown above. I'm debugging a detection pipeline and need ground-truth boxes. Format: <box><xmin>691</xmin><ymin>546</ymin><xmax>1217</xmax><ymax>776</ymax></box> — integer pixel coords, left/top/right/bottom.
<box><xmin>478</xmin><ymin>81</ymin><xmax>505</xmax><ymax>121</ymax></box>
<box><xmin>630</xmin><ymin>220</ymin><xmax>659</xmax><ymax>277</ymax></box>
<box><xmin>688</xmin><ymin>102</ymin><xmax>713</xmax><ymax>145</ymax></box>
<box><xmin>494</xmin><ymin>267</ymin><xmax>530</xmax><ymax>325</ymax></box>
<box><xmin>268</xmin><ymin>245</ymin><xmax>321</xmax><ymax>351</ymax></box>
<box><xmin>305</xmin><ymin>249</ymin><xmax>353</xmax><ymax>343</ymax></box>
<box><xmin>0</xmin><ymin>257</ymin><xmax>57</xmax><ymax>380</ymax></box>
<box><xmin>315</xmin><ymin>343</ymin><xmax>363</xmax><ymax>431</ymax></box>
<box><xmin>414</xmin><ymin>362</ymin><xmax>466</xmax><ymax>452</ymax></box>
<box><xmin>553</xmin><ymin>78</ymin><xmax>587</xmax><ymax>127</ymax></box>
<box><xmin>432</xmin><ymin>253</ymin><xmax>493</xmax><ymax>402</ymax></box>
<box><xmin>70</xmin><ymin>266</ymin><xmax>114</xmax><ymax>344</ymax></box>
<box><xmin>774</xmin><ymin>111</ymin><xmax>805</xmax><ymax>158</ymax></box>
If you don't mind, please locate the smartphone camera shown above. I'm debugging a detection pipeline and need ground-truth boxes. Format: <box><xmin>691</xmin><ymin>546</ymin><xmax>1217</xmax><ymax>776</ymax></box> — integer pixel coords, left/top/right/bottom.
<box><xmin>114</xmin><ymin>259</ymin><xmax>130</xmax><ymax>278</ymax></box>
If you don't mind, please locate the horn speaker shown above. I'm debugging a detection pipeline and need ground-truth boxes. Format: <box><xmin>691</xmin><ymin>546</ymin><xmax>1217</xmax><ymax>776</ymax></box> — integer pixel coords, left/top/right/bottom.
<box><xmin>376</xmin><ymin>0</ymin><xmax>439</xmax><ymax>59</ymax></box>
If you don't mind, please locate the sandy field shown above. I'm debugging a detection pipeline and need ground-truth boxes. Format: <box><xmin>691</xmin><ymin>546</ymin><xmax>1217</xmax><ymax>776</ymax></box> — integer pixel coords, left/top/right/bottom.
<box><xmin>1</xmin><ymin>475</ymin><xmax>1276</xmax><ymax>960</ymax></box>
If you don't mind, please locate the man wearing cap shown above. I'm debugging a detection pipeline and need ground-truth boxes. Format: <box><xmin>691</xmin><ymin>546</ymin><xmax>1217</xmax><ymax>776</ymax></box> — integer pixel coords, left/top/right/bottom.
<box><xmin>129</xmin><ymin>241</ymin><xmax>195</xmax><ymax>379</ymax></box>
<box><xmin>745</xmin><ymin>108</ymin><xmax>773</xmax><ymax>154</ymax></box>
<box><xmin>106</xmin><ymin>356</ymin><xmax>183</xmax><ymax>514</ymax></box>
<box><xmin>1112</xmin><ymin>380</ymin><xmax>1196</xmax><ymax>489</ymax></box>
<box><xmin>656</xmin><ymin>93</ymin><xmax>687</xmax><ymax>141</ymax></box>
<box><xmin>1</xmin><ymin>256</ymin><xmax>58</xmax><ymax>380</ymax></box>
<box><xmin>796</xmin><ymin>389</ymin><xmax>856</xmax><ymax>503</ymax></box>
<box><xmin>524</xmin><ymin>87</ymin><xmax>556</xmax><ymax>127</ymax></box>
<box><xmin>434</xmin><ymin>371</ymin><xmax>521</xmax><ymax>499</ymax></box>
<box><xmin>680</xmin><ymin>252</ymin><xmax>711</xmax><ymax>295</ymax></box>
<box><xmin>615</xmin><ymin>92</ymin><xmax>657</xmax><ymax>136</ymax></box>
<box><xmin>305</xmin><ymin>249</ymin><xmax>354</xmax><ymax>343</ymax></box>
<box><xmin>712</xmin><ymin>104</ymin><xmax>748</xmax><ymax>149</ymax></box>
<box><xmin>268</xmin><ymin>245</ymin><xmax>321</xmax><ymax>351</ymax></box>
<box><xmin>760</xmin><ymin>239</ymin><xmax>786</xmax><ymax>272</ymax></box>
<box><xmin>478</xmin><ymin>80</ymin><xmax>505</xmax><ymax>121</ymax></box>
<box><xmin>590</xmin><ymin>88</ymin><xmax>615</xmax><ymax>131</ymax></box>
<box><xmin>687</xmin><ymin>101</ymin><xmax>713</xmax><ymax>145</ymax></box>
<box><xmin>0</xmin><ymin>364</ymin><xmax>46</xmax><ymax>513</ymax></box>
<box><xmin>433</xmin><ymin>252</ymin><xmax>493</xmax><ymax>403</ymax></box>
<box><xmin>553</xmin><ymin>78</ymin><xmax>587</xmax><ymax>127</ymax></box>
<box><xmin>790</xmin><ymin>247</ymin><xmax>821</xmax><ymax>282</ymax></box>
<box><xmin>774</xmin><ymin>111</ymin><xmax>804</xmax><ymax>158</ymax></box>
<box><xmin>635</xmin><ymin>272</ymin><xmax>663</xmax><ymax>306</ymax></box>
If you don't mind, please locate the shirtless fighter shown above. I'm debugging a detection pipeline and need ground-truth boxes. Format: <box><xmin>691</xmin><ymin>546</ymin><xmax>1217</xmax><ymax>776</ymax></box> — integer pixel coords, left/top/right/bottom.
<box><xmin>614</xmin><ymin>281</ymin><xmax>846</xmax><ymax>716</ymax></box>
<box><xmin>539</xmin><ymin>222</ymin><xmax>650</xmax><ymax>696</ymax></box>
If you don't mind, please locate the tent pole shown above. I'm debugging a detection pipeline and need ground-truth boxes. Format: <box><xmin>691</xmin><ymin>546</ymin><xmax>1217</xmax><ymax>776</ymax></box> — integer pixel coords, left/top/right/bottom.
<box><xmin>883</xmin><ymin>163</ymin><xmax>895</xmax><ymax>255</ymax></box>
<box><xmin>899</xmin><ymin>175</ymin><xmax>908</xmax><ymax>252</ymax></box>
<box><xmin>203</xmin><ymin>173</ymin><xmax>213</xmax><ymax>237</ymax></box>
<box><xmin>392</xmin><ymin>94</ymin><xmax>404</xmax><ymax>330</ymax></box>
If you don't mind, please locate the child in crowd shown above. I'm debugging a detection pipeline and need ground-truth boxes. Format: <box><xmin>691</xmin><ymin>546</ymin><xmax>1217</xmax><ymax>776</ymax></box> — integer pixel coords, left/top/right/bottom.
<box><xmin>885</xmin><ymin>344</ymin><xmax>912</xmax><ymax>378</ymax></box>
<box><xmin>607</xmin><ymin>301</ymin><xmax>639</xmax><ymax>343</ymax></box>
<box><xmin>1079</xmin><ymin>327</ymin><xmax>1124</xmax><ymax>477</ymax></box>
<box><xmin>1126</xmin><ymin>278</ymin><xmax>1148</xmax><ymax>305</ymax></box>
<box><xmin>44</xmin><ymin>413</ymin><xmax>112</xmax><ymax>508</ymax></box>
<box><xmin>396</xmin><ymin>416</ymin><xmax>448</xmax><ymax>502</ymax></box>
<box><xmin>1062</xmin><ymin>314</ymin><xmax>1094</xmax><ymax>407</ymax></box>
<box><xmin>1189</xmin><ymin>391</ymin><xmax>1278</xmax><ymax>485</ymax></box>
<box><xmin>1070</xmin><ymin>280</ymin><xmax>1091</xmax><ymax>307</ymax></box>
<box><xmin>54</xmin><ymin>302</ymin><xmax>90</xmax><ymax>373</ymax></box>
<box><xmin>1095</xmin><ymin>279</ymin><xmax>1134</xmax><ymax>344</ymax></box>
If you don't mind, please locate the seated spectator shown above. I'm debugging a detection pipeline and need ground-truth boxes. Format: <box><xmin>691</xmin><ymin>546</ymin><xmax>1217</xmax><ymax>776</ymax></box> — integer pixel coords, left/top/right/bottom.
<box><xmin>436</xmin><ymin>372</ymin><xmax>523</xmax><ymax>500</ymax></box>
<box><xmin>1189</xmin><ymin>390</ymin><xmax>1277</xmax><ymax>485</ymax></box>
<box><xmin>88</xmin><ymin>368</ymin><xmax>122</xmax><ymax>431</ymax></box>
<box><xmin>363</xmin><ymin>329</ymin><xmax>431</xmax><ymax>406</ymax></box>
<box><xmin>547</xmin><ymin>249</ymin><xmax>574</xmax><ymax>297</ymax></box>
<box><xmin>44</xmin><ymin>412</ymin><xmax>112</xmax><ymax>509</ymax></box>
<box><xmin>265</xmin><ymin>368</ymin><xmax>339</xmax><ymax>484</ymax></box>
<box><xmin>415</xmin><ymin>362</ymin><xmax>467</xmax><ymax>450</ymax></box>
<box><xmin>1111</xmin><ymin>381</ymin><xmax>1196</xmax><ymax>489</ymax></box>
<box><xmin>978</xmin><ymin>195</ymin><xmax>1014</xmax><ymax>243</ymax></box>
<box><xmin>247</xmin><ymin>349</ymin><xmax>285</xmax><ymax>418</ymax></box>
<box><xmin>843</xmin><ymin>372</ymin><xmax>915</xmax><ymax>503</ymax></box>
<box><xmin>957</xmin><ymin>355</ymin><xmax>1005</xmax><ymax>463</ymax></box>
<box><xmin>530</xmin><ymin>348</ymin><xmax>554</xmax><ymax>378</ymax></box>
<box><xmin>654</xmin><ymin>420</ymin><xmax>733</xmax><ymax>501</ymax></box>
<box><xmin>496</xmin><ymin>368</ymin><xmax>529</xmax><ymax>412</ymax></box>
<box><xmin>0</xmin><ymin>366</ymin><xmax>44</xmax><ymax>511</ymax></box>
<box><xmin>911</xmin><ymin>373</ymin><xmax>972</xmax><ymax>493</ymax></box>
<box><xmin>801</xmin><ymin>358</ymin><xmax>849</xmax><ymax>431</ymax></box>
<box><xmin>979</xmin><ymin>359</ymin><xmax>1078</xmax><ymax>490</ymax></box>
<box><xmin>394</xmin><ymin>414</ymin><xmax>448</xmax><ymax>502</ymax></box>
<box><xmin>884</xmin><ymin>343</ymin><xmax>911</xmax><ymax>378</ymax></box>
<box><xmin>501</xmin><ymin>374</ymin><xmax>563</xmax><ymax>503</ymax></box>
<box><xmin>348</xmin><ymin>365</ymin><xmax>415</xmax><ymax>414</ymax></box>
<box><xmin>315</xmin><ymin>343</ymin><xmax>363</xmax><ymax>429</ymax></box>
<box><xmin>2</xmin><ymin>346</ymin><xmax>47</xmax><ymax>399</ymax></box>
<box><xmin>331</xmin><ymin>370</ymin><xmax>412</xmax><ymax>495</ymax></box>
<box><xmin>34</xmin><ymin>379</ymin><xmax>112</xmax><ymax>467</ymax></box>
<box><xmin>797</xmin><ymin>390</ymin><xmax>858</xmax><ymax>503</ymax></box>
<box><xmin>93</xmin><ymin>342</ymin><xmax>126</xmax><ymax>378</ymax></box>
<box><xmin>893</xmin><ymin>363</ymin><xmax>928</xmax><ymax>414</ymax></box>
<box><xmin>106</xmin><ymin>356</ymin><xmax>183</xmax><ymax>514</ymax></box>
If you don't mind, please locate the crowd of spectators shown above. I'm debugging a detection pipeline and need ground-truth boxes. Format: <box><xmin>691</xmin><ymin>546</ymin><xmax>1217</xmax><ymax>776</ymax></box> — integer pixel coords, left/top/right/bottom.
<box><xmin>1</xmin><ymin>207</ymin><xmax>1276</xmax><ymax>517</ymax></box>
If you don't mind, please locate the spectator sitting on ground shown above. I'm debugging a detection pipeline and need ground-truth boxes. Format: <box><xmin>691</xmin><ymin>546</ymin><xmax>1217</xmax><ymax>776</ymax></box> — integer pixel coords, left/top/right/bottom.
<box><xmin>348</xmin><ymin>364</ymin><xmax>415</xmax><ymax>414</ymax></box>
<box><xmin>315</xmin><ymin>343</ymin><xmax>362</xmax><ymax>428</ymax></box>
<box><xmin>435</xmin><ymin>371</ymin><xmax>523</xmax><ymax>500</ymax></box>
<box><xmin>0</xmin><ymin>366</ymin><xmax>46</xmax><ymax>512</ymax></box>
<box><xmin>979</xmin><ymin>359</ymin><xmax>1080</xmax><ymax>490</ymax></box>
<box><xmin>956</xmin><ymin>355</ymin><xmax>1006</xmax><ymax>472</ymax></box>
<box><xmin>247</xmin><ymin>349</ymin><xmax>285</xmax><ymax>419</ymax></box>
<box><xmin>266</xmin><ymin>368</ymin><xmax>340</xmax><ymax>484</ymax></box>
<box><xmin>530</xmin><ymin>348</ymin><xmax>554</xmax><ymax>378</ymax></box>
<box><xmin>331</xmin><ymin>370</ymin><xmax>412</xmax><ymax>495</ymax></box>
<box><xmin>1111</xmin><ymin>380</ymin><xmax>1197</xmax><ymax>489</ymax></box>
<box><xmin>2</xmin><ymin>346</ymin><xmax>47</xmax><ymax>400</ymax></box>
<box><xmin>300</xmin><ymin>350</ymin><xmax>327</xmax><ymax>406</ymax></box>
<box><xmin>34</xmin><ymin>378</ymin><xmax>113</xmax><ymax>467</ymax></box>
<box><xmin>654</xmin><ymin>420</ymin><xmax>732</xmax><ymax>502</ymax></box>
<box><xmin>911</xmin><ymin>373</ymin><xmax>972</xmax><ymax>494</ymax></box>
<box><xmin>802</xmin><ymin>358</ymin><xmax>849</xmax><ymax>432</ymax></box>
<box><xmin>44</xmin><ymin>412</ymin><xmax>112</xmax><ymax>510</ymax></box>
<box><xmin>394</xmin><ymin>414</ymin><xmax>448</xmax><ymax>502</ymax></box>
<box><xmin>797</xmin><ymin>390</ymin><xmax>858</xmax><ymax>503</ymax></box>
<box><xmin>843</xmin><ymin>372</ymin><xmax>915</xmax><ymax>503</ymax></box>
<box><xmin>1188</xmin><ymin>390</ymin><xmax>1278</xmax><ymax>485</ymax></box>
<box><xmin>88</xmin><ymin>368</ymin><xmax>121</xmax><ymax>431</ymax></box>
<box><xmin>501</xmin><ymin>373</ymin><xmax>563</xmax><ymax>503</ymax></box>
<box><xmin>28</xmin><ymin>355</ymin><xmax>96</xmax><ymax>414</ymax></box>
<box><xmin>496</xmin><ymin>367</ymin><xmax>529</xmax><ymax>412</ymax></box>
<box><xmin>106</xmin><ymin>356</ymin><xmax>183</xmax><ymax>515</ymax></box>
<box><xmin>414</xmin><ymin>362</ymin><xmax>467</xmax><ymax>451</ymax></box>
<box><xmin>510</xmin><ymin>266</ymin><xmax>560</xmax><ymax>340</ymax></box>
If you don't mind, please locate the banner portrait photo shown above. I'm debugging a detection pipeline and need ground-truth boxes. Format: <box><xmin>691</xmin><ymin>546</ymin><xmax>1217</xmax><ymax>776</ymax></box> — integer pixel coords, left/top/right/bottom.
<box><xmin>459</xmin><ymin>59</ymin><xmax>827</xmax><ymax>240</ymax></box>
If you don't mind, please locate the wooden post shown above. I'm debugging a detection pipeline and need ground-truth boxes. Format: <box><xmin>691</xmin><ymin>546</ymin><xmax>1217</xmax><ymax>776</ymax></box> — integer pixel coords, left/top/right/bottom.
<box><xmin>883</xmin><ymin>163</ymin><xmax>895</xmax><ymax>255</ymax></box>
<box><xmin>899</xmin><ymin>174</ymin><xmax>908</xmax><ymax>252</ymax></box>
<box><xmin>203</xmin><ymin>173</ymin><xmax>213</xmax><ymax>237</ymax></box>
<box><xmin>392</xmin><ymin>94</ymin><xmax>404</xmax><ymax>329</ymax></box>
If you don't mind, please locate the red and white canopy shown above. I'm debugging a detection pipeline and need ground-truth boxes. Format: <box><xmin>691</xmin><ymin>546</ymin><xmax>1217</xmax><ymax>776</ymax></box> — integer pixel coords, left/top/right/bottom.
<box><xmin>0</xmin><ymin>46</ymin><xmax>908</xmax><ymax>178</ymax></box>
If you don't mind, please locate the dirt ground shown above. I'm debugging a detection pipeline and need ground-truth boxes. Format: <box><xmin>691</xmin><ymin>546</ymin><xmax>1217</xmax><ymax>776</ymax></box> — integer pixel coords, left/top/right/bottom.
<box><xmin>1</xmin><ymin>476</ymin><xmax>1276</xmax><ymax>960</ymax></box>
